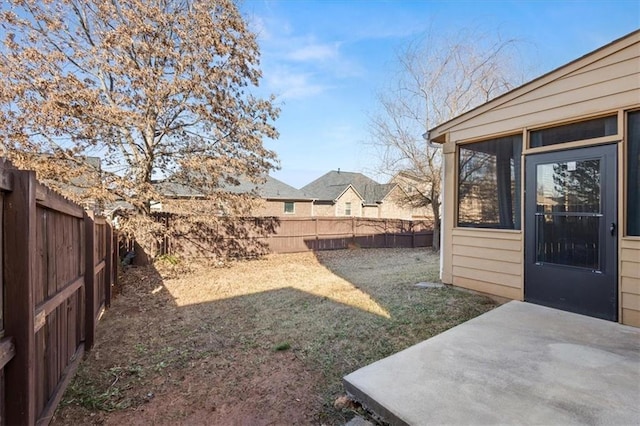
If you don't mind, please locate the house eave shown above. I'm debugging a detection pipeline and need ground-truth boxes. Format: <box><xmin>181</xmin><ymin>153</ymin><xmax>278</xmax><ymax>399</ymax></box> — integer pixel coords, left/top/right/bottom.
<box><xmin>335</xmin><ymin>184</ymin><xmax>365</xmax><ymax>202</ymax></box>
<box><xmin>266</xmin><ymin>197</ymin><xmax>315</xmax><ymax>202</ymax></box>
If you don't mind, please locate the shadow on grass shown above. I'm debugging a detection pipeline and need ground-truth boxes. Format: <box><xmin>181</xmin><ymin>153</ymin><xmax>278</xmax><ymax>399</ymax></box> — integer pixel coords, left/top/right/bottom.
<box><xmin>54</xmin><ymin>249</ymin><xmax>498</xmax><ymax>426</ymax></box>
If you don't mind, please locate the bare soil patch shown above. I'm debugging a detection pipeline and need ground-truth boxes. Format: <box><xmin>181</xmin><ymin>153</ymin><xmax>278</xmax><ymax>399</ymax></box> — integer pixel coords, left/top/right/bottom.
<box><xmin>53</xmin><ymin>248</ymin><xmax>497</xmax><ymax>425</ymax></box>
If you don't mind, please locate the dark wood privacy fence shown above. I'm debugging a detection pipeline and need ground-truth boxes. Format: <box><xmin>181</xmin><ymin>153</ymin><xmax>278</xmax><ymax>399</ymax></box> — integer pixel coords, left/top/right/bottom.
<box><xmin>276</xmin><ymin>217</ymin><xmax>434</xmax><ymax>252</ymax></box>
<box><xmin>153</xmin><ymin>214</ymin><xmax>434</xmax><ymax>258</ymax></box>
<box><xmin>0</xmin><ymin>159</ymin><xmax>117</xmax><ymax>426</ymax></box>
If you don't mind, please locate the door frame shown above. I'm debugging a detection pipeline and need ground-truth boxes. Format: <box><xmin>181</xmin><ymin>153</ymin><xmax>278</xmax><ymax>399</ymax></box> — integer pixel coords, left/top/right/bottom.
<box><xmin>524</xmin><ymin>143</ymin><xmax>618</xmax><ymax>321</ymax></box>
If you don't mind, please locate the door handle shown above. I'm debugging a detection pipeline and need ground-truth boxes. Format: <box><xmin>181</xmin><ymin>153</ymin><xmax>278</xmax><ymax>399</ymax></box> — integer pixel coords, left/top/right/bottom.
<box><xmin>610</xmin><ymin>222</ymin><xmax>616</xmax><ymax>236</ymax></box>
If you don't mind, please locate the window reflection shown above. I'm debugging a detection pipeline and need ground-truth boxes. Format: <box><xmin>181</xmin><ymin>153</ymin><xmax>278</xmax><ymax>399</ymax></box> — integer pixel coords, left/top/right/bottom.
<box><xmin>628</xmin><ymin>111</ymin><xmax>640</xmax><ymax>236</ymax></box>
<box><xmin>535</xmin><ymin>159</ymin><xmax>601</xmax><ymax>270</ymax></box>
<box><xmin>536</xmin><ymin>160</ymin><xmax>600</xmax><ymax>214</ymax></box>
<box><xmin>458</xmin><ymin>135</ymin><xmax>522</xmax><ymax>229</ymax></box>
<box><xmin>530</xmin><ymin>115</ymin><xmax>617</xmax><ymax>148</ymax></box>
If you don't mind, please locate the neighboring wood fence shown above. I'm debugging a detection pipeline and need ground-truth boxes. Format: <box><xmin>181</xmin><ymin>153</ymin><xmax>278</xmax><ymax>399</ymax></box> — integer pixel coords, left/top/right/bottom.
<box><xmin>153</xmin><ymin>214</ymin><xmax>434</xmax><ymax>258</ymax></box>
<box><xmin>0</xmin><ymin>160</ymin><xmax>117</xmax><ymax>425</ymax></box>
<box><xmin>270</xmin><ymin>217</ymin><xmax>434</xmax><ymax>253</ymax></box>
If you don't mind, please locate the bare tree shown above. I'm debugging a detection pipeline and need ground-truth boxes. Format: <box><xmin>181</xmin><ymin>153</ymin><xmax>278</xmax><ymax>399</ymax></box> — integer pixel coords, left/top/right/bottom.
<box><xmin>368</xmin><ymin>27</ymin><xmax>527</xmax><ymax>249</ymax></box>
<box><xmin>0</xmin><ymin>0</ymin><xmax>279</xmax><ymax>236</ymax></box>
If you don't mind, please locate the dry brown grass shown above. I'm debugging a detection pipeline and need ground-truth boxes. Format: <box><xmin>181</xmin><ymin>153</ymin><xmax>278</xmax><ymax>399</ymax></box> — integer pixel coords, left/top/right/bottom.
<box><xmin>53</xmin><ymin>248</ymin><xmax>498</xmax><ymax>425</ymax></box>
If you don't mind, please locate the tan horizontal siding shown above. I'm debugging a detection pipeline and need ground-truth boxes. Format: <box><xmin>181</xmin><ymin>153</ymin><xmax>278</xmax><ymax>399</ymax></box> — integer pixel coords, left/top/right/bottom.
<box><xmin>621</xmin><ymin>238</ymin><xmax>640</xmax><ymax>251</ymax></box>
<box><xmin>622</xmin><ymin>292</ymin><xmax>640</xmax><ymax>311</ymax></box>
<box><xmin>445</xmin><ymin>40</ymin><xmax>640</xmax><ymax>142</ymax></box>
<box><xmin>622</xmin><ymin>308</ymin><xmax>640</xmax><ymax>328</ymax></box>
<box><xmin>453</xmin><ymin>266</ymin><xmax>521</xmax><ymax>288</ymax></box>
<box><xmin>621</xmin><ymin>261</ymin><xmax>640</xmax><ymax>278</ymax></box>
<box><xmin>453</xmin><ymin>276</ymin><xmax>522</xmax><ymax>300</ymax></box>
<box><xmin>621</xmin><ymin>277</ymin><xmax>640</xmax><ymax>295</ymax></box>
<box><xmin>452</xmin><ymin>245</ymin><xmax>523</xmax><ymax>263</ymax></box>
<box><xmin>452</xmin><ymin>235</ymin><xmax>522</xmax><ymax>251</ymax></box>
<box><xmin>569</xmin><ymin>46</ymin><xmax>639</xmax><ymax>76</ymax></box>
<box><xmin>621</xmin><ymin>238</ymin><xmax>640</xmax><ymax>327</ymax></box>
<box><xmin>450</xmin><ymin>229</ymin><xmax>523</xmax><ymax>299</ymax></box>
<box><xmin>452</xmin><ymin>89</ymin><xmax>638</xmax><ymax>142</ymax></box>
<box><xmin>494</xmin><ymin>56</ymin><xmax>639</xmax><ymax>111</ymax></box>
<box><xmin>621</xmin><ymin>249</ymin><xmax>640</xmax><ymax>262</ymax></box>
<box><xmin>450</xmin><ymin>228</ymin><xmax>521</xmax><ymax>239</ymax></box>
<box><xmin>555</xmin><ymin>59</ymin><xmax>639</xmax><ymax>92</ymax></box>
<box><xmin>452</xmin><ymin>255</ymin><xmax>522</xmax><ymax>276</ymax></box>
<box><xmin>495</xmin><ymin>74</ymin><xmax>638</xmax><ymax>120</ymax></box>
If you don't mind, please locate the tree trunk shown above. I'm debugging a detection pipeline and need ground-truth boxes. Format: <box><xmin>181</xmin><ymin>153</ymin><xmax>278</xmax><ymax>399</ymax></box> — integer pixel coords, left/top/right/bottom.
<box><xmin>432</xmin><ymin>217</ymin><xmax>440</xmax><ymax>251</ymax></box>
<box><xmin>431</xmin><ymin>199</ymin><xmax>441</xmax><ymax>251</ymax></box>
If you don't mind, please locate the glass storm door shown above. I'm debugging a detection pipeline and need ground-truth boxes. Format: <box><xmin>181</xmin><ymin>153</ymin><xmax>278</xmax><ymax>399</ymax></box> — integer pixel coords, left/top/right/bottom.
<box><xmin>525</xmin><ymin>144</ymin><xmax>617</xmax><ymax>321</ymax></box>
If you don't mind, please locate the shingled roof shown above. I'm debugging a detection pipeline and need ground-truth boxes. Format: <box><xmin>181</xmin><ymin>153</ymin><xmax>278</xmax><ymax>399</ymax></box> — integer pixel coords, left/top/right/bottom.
<box><xmin>223</xmin><ymin>175</ymin><xmax>311</xmax><ymax>200</ymax></box>
<box><xmin>156</xmin><ymin>174</ymin><xmax>311</xmax><ymax>200</ymax></box>
<box><xmin>301</xmin><ymin>170</ymin><xmax>396</xmax><ymax>205</ymax></box>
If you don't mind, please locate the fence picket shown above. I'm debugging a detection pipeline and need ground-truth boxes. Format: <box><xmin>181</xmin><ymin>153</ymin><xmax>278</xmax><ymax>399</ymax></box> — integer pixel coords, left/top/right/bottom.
<box><xmin>151</xmin><ymin>213</ymin><xmax>434</xmax><ymax>258</ymax></box>
<box><xmin>0</xmin><ymin>159</ymin><xmax>116</xmax><ymax>425</ymax></box>
<box><xmin>3</xmin><ymin>169</ymin><xmax>37</xmax><ymax>425</ymax></box>
<box><xmin>83</xmin><ymin>211</ymin><xmax>96</xmax><ymax>351</ymax></box>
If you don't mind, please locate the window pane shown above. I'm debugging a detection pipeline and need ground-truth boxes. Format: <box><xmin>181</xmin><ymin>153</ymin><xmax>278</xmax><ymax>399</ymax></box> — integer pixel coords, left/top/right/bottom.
<box><xmin>345</xmin><ymin>202</ymin><xmax>351</xmax><ymax>216</ymax></box>
<box><xmin>284</xmin><ymin>202</ymin><xmax>294</xmax><ymax>213</ymax></box>
<box><xmin>530</xmin><ymin>115</ymin><xmax>617</xmax><ymax>148</ymax></box>
<box><xmin>534</xmin><ymin>158</ymin><xmax>602</xmax><ymax>270</ymax></box>
<box><xmin>628</xmin><ymin>111</ymin><xmax>640</xmax><ymax>236</ymax></box>
<box><xmin>536</xmin><ymin>160</ymin><xmax>601</xmax><ymax>214</ymax></box>
<box><xmin>458</xmin><ymin>135</ymin><xmax>522</xmax><ymax>229</ymax></box>
<box><xmin>536</xmin><ymin>214</ymin><xmax>600</xmax><ymax>270</ymax></box>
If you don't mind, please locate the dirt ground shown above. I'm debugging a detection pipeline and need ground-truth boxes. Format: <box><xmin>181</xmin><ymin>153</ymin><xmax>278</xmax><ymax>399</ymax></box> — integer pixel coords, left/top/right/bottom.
<box><xmin>52</xmin><ymin>248</ymin><xmax>497</xmax><ymax>425</ymax></box>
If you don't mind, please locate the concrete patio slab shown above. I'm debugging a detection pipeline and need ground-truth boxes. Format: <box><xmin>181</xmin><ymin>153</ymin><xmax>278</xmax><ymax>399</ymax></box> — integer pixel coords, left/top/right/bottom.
<box><xmin>343</xmin><ymin>301</ymin><xmax>640</xmax><ymax>425</ymax></box>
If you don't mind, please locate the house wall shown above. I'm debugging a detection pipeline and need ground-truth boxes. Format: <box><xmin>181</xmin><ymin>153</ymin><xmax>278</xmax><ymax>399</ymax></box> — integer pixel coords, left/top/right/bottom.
<box><xmin>390</xmin><ymin>173</ymin><xmax>430</xmax><ymax>200</ymax></box>
<box><xmin>378</xmin><ymin>186</ymin><xmax>433</xmax><ymax>221</ymax></box>
<box><xmin>621</xmin><ymin>238</ymin><xmax>640</xmax><ymax>327</ymax></box>
<box><xmin>159</xmin><ymin>198</ymin><xmax>314</xmax><ymax>217</ymax></box>
<box><xmin>160</xmin><ymin>198</ymin><xmax>217</xmax><ymax>214</ymax></box>
<box><xmin>257</xmin><ymin>200</ymin><xmax>313</xmax><ymax>217</ymax></box>
<box><xmin>450</xmin><ymin>229</ymin><xmax>523</xmax><ymax>300</ymax></box>
<box><xmin>335</xmin><ymin>187</ymin><xmax>363</xmax><ymax>217</ymax></box>
<box><xmin>313</xmin><ymin>202</ymin><xmax>336</xmax><ymax>217</ymax></box>
<box><xmin>363</xmin><ymin>205</ymin><xmax>379</xmax><ymax>218</ymax></box>
<box><xmin>437</xmin><ymin>31</ymin><xmax>640</xmax><ymax>326</ymax></box>
<box><xmin>441</xmin><ymin>139</ymin><xmax>526</xmax><ymax>299</ymax></box>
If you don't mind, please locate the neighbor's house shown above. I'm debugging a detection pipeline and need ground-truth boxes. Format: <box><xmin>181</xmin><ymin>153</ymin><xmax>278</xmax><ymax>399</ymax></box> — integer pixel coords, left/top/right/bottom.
<box><xmin>388</xmin><ymin>171</ymin><xmax>434</xmax><ymax>220</ymax></box>
<box><xmin>229</xmin><ymin>175</ymin><xmax>314</xmax><ymax>216</ymax></box>
<box><xmin>301</xmin><ymin>170</ymin><xmax>432</xmax><ymax>220</ymax></box>
<box><xmin>12</xmin><ymin>154</ymin><xmax>105</xmax><ymax>213</ymax></box>
<box><xmin>156</xmin><ymin>174</ymin><xmax>314</xmax><ymax>217</ymax></box>
<box><xmin>429</xmin><ymin>30</ymin><xmax>640</xmax><ymax>327</ymax></box>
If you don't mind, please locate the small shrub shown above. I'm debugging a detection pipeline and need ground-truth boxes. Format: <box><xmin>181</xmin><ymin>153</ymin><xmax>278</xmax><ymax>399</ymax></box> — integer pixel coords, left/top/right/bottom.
<box><xmin>273</xmin><ymin>342</ymin><xmax>291</xmax><ymax>351</ymax></box>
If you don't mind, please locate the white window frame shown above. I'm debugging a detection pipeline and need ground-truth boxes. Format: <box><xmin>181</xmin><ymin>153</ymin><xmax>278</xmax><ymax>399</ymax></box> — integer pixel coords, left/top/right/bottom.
<box><xmin>284</xmin><ymin>201</ymin><xmax>295</xmax><ymax>214</ymax></box>
<box><xmin>344</xmin><ymin>202</ymin><xmax>352</xmax><ymax>216</ymax></box>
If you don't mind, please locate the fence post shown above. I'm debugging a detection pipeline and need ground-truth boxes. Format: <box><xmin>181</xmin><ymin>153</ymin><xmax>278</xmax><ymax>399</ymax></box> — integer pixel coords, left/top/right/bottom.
<box><xmin>351</xmin><ymin>217</ymin><xmax>356</xmax><ymax>245</ymax></box>
<box><xmin>112</xmin><ymin>232</ymin><xmax>119</xmax><ymax>295</ymax></box>
<box><xmin>411</xmin><ymin>221</ymin><xmax>416</xmax><ymax>248</ymax></box>
<box><xmin>315</xmin><ymin>218</ymin><xmax>319</xmax><ymax>249</ymax></box>
<box><xmin>384</xmin><ymin>219</ymin><xmax>389</xmax><ymax>248</ymax></box>
<box><xmin>84</xmin><ymin>211</ymin><xmax>96</xmax><ymax>350</ymax></box>
<box><xmin>104</xmin><ymin>222</ymin><xmax>112</xmax><ymax>309</ymax></box>
<box><xmin>3</xmin><ymin>170</ymin><xmax>37</xmax><ymax>425</ymax></box>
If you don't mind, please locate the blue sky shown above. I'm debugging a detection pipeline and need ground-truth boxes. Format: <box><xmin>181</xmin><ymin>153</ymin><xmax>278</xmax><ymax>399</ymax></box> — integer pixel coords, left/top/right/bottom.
<box><xmin>239</xmin><ymin>0</ymin><xmax>640</xmax><ymax>188</ymax></box>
